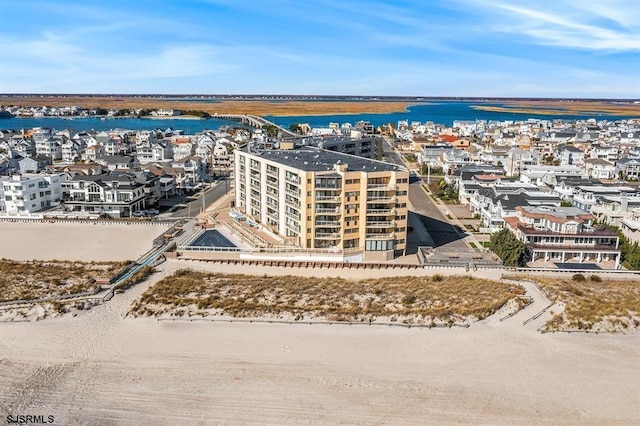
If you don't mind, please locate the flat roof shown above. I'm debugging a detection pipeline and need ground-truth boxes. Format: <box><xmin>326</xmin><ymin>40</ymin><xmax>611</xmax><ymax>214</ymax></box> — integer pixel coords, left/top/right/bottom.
<box><xmin>241</xmin><ymin>147</ymin><xmax>404</xmax><ymax>173</ymax></box>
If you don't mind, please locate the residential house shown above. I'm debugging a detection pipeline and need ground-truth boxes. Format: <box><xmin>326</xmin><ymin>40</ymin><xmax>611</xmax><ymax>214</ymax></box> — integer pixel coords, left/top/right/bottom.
<box><xmin>555</xmin><ymin>144</ymin><xmax>585</xmax><ymax>167</ymax></box>
<box><xmin>584</xmin><ymin>158</ymin><xmax>616</xmax><ymax>180</ymax></box>
<box><xmin>589</xmin><ymin>143</ymin><xmax>619</xmax><ymax>163</ymax></box>
<box><xmin>571</xmin><ymin>185</ymin><xmax>637</xmax><ymax>212</ymax></box>
<box><xmin>616</xmin><ymin>157</ymin><xmax>640</xmax><ymax>180</ymax></box>
<box><xmin>171</xmin><ymin>139</ymin><xmax>195</xmax><ymax>160</ymax></box>
<box><xmin>83</xmin><ymin>145</ymin><xmax>105</xmax><ymax>162</ymax></box>
<box><xmin>171</xmin><ymin>156</ymin><xmax>205</xmax><ymax>186</ymax></box>
<box><xmin>504</xmin><ymin>206</ymin><xmax>620</xmax><ymax>267</ymax></box>
<box><xmin>470</xmin><ymin>186</ymin><xmax>560</xmax><ymax>232</ymax></box>
<box><xmin>619</xmin><ymin>208</ymin><xmax>640</xmax><ymax>243</ymax></box>
<box><xmin>0</xmin><ymin>174</ymin><xmax>64</xmax><ymax>215</ymax></box>
<box><xmin>96</xmin><ymin>155</ymin><xmax>139</xmax><ymax>171</ymax></box>
<box><xmin>591</xmin><ymin>195</ymin><xmax>640</xmax><ymax>227</ymax></box>
<box><xmin>135</xmin><ymin>141</ymin><xmax>173</xmax><ymax>163</ymax></box>
<box><xmin>63</xmin><ymin>173</ymin><xmax>147</xmax><ymax>217</ymax></box>
<box><xmin>18</xmin><ymin>156</ymin><xmax>51</xmax><ymax>174</ymax></box>
<box><xmin>504</xmin><ymin>148</ymin><xmax>540</xmax><ymax>176</ymax></box>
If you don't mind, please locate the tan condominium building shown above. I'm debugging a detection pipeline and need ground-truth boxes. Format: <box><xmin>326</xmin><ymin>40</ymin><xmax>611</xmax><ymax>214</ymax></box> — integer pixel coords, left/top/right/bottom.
<box><xmin>234</xmin><ymin>147</ymin><xmax>409</xmax><ymax>260</ymax></box>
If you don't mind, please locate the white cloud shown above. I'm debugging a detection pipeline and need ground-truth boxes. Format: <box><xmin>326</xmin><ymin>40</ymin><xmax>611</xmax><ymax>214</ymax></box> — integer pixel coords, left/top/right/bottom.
<box><xmin>473</xmin><ymin>0</ymin><xmax>640</xmax><ymax>52</ymax></box>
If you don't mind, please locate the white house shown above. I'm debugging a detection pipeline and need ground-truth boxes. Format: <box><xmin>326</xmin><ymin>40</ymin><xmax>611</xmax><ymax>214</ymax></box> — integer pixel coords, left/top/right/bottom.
<box><xmin>0</xmin><ymin>174</ymin><xmax>64</xmax><ymax>215</ymax></box>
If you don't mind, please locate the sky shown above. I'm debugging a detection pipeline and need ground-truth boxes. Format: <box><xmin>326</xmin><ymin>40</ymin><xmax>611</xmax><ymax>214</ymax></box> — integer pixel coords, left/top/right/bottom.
<box><xmin>0</xmin><ymin>0</ymin><xmax>638</xmax><ymax>98</ymax></box>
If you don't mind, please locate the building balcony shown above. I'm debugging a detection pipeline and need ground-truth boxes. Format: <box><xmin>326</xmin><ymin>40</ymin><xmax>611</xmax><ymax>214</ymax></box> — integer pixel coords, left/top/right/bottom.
<box><xmin>285</xmin><ymin>176</ymin><xmax>300</xmax><ymax>184</ymax></box>
<box><xmin>285</xmin><ymin>221</ymin><xmax>301</xmax><ymax>233</ymax></box>
<box><xmin>366</xmin><ymin>208</ymin><xmax>395</xmax><ymax>215</ymax></box>
<box><xmin>315</xmin><ymin>195</ymin><xmax>341</xmax><ymax>202</ymax></box>
<box><xmin>514</xmin><ymin>222</ymin><xmax>618</xmax><ymax>237</ymax></box>
<box><xmin>366</xmin><ymin>221</ymin><xmax>395</xmax><ymax>228</ymax></box>
<box><xmin>315</xmin><ymin>207</ymin><xmax>341</xmax><ymax>214</ymax></box>
<box><xmin>367</xmin><ymin>184</ymin><xmax>397</xmax><ymax>190</ymax></box>
<box><xmin>315</xmin><ymin>220</ymin><xmax>341</xmax><ymax>227</ymax></box>
<box><xmin>365</xmin><ymin>233</ymin><xmax>395</xmax><ymax>240</ymax></box>
<box><xmin>315</xmin><ymin>232</ymin><xmax>341</xmax><ymax>239</ymax></box>
<box><xmin>366</xmin><ymin>196</ymin><xmax>396</xmax><ymax>203</ymax></box>
<box><xmin>529</xmin><ymin>243</ymin><xmax>620</xmax><ymax>252</ymax></box>
<box><xmin>285</xmin><ymin>188</ymin><xmax>300</xmax><ymax>197</ymax></box>
<box><xmin>285</xmin><ymin>199</ymin><xmax>300</xmax><ymax>209</ymax></box>
<box><xmin>285</xmin><ymin>210</ymin><xmax>301</xmax><ymax>220</ymax></box>
<box><xmin>266</xmin><ymin>168</ymin><xmax>278</xmax><ymax>177</ymax></box>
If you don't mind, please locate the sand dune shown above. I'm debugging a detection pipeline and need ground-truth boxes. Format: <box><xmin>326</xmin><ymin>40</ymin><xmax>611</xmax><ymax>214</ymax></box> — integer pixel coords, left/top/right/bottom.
<box><xmin>1</xmin><ymin>262</ymin><xmax>638</xmax><ymax>424</ymax></box>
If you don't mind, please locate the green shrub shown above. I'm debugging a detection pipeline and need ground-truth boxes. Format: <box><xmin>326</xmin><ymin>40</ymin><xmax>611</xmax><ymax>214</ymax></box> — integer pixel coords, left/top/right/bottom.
<box><xmin>572</xmin><ymin>273</ymin><xmax>586</xmax><ymax>282</ymax></box>
<box><xmin>589</xmin><ymin>275</ymin><xmax>602</xmax><ymax>282</ymax></box>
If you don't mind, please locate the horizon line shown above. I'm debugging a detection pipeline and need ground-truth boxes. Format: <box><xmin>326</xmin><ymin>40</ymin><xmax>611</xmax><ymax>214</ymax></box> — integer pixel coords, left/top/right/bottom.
<box><xmin>1</xmin><ymin>94</ymin><xmax>639</xmax><ymax>102</ymax></box>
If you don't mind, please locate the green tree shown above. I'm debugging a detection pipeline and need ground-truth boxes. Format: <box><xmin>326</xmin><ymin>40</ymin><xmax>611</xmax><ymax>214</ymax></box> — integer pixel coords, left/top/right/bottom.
<box><xmin>264</xmin><ymin>124</ymin><xmax>278</xmax><ymax>138</ymax></box>
<box><xmin>560</xmin><ymin>199</ymin><xmax>573</xmax><ymax>207</ymax></box>
<box><xmin>488</xmin><ymin>229</ymin><xmax>528</xmax><ymax>267</ymax></box>
<box><xmin>289</xmin><ymin>123</ymin><xmax>301</xmax><ymax>133</ymax></box>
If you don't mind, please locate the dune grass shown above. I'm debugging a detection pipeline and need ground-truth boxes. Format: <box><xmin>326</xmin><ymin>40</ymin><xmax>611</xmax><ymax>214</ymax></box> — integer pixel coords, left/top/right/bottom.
<box><xmin>0</xmin><ymin>259</ymin><xmax>129</xmax><ymax>302</ymax></box>
<box><xmin>536</xmin><ymin>276</ymin><xmax>640</xmax><ymax>332</ymax></box>
<box><xmin>130</xmin><ymin>270</ymin><xmax>519</xmax><ymax>324</ymax></box>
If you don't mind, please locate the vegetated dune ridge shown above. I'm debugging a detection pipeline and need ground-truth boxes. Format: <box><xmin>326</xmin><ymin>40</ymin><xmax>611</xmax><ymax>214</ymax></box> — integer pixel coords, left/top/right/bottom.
<box><xmin>538</xmin><ymin>275</ymin><xmax>640</xmax><ymax>332</ymax></box>
<box><xmin>472</xmin><ymin>100</ymin><xmax>640</xmax><ymax>116</ymax></box>
<box><xmin>0</xmin><ymin>96</ymin><xmax>412</xmax><ymax>116</ymax></box>
<box><xmin>128</xmin><ymin>270</ymin><xmax>523</xmax><ymax>325</ymax></box>
<box><xmin>0</xmin><ymin>259</ymin><xmax>127</xmax><ymax>303</ymax></box>
<box><xmin>0</xmin><ymin>259</ymin><xmax>638</xmax><ymax>424</ymax></box>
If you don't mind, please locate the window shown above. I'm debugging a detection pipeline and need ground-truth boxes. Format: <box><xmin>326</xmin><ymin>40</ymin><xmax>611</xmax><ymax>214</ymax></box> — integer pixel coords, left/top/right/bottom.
<box><xmin>365</xmin><ymin>240</ymin><xmax>393</xmax><ymax>251</ymax></box>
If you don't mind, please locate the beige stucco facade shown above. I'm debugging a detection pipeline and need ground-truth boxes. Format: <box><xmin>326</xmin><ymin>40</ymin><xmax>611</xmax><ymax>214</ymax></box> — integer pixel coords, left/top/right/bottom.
<box><xmin>235</xmin><ymin>148</ymin><xmax>408</xmax><ymax>259</ymax></box>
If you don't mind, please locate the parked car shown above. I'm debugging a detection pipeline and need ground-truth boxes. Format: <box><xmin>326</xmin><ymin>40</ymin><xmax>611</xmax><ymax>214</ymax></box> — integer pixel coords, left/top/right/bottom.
<box><xmin>145</xmin><ymin>209</ymin><xmax>159</xmax><ymax>216</ymax></box>
<box><xmin>132</xmin><ymin>211</ymin><xmax>145</xmax><ymax>217</ymax></box>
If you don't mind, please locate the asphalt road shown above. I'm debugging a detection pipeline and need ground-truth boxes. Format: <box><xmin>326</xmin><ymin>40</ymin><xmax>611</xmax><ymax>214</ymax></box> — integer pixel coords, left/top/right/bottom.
<box><xmin>408</xmin><ymin>180</ymin><xmax>468</xmax><ymax>249</ymax></box>
<box><xmin>381</xmin><ymin>137</ymin><xmax>405</xmax><ymax>167</ymax></box>
<box><xmin>171</xmin><ymin>179</ymin><xmax>231</xmax><ymax>218</ymax></box>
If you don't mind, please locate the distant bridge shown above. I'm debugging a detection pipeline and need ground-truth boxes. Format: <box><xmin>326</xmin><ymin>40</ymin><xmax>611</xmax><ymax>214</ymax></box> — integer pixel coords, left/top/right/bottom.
<box><xmin>212</xmin><ymin>113</ymin><xmax>297</xmax><ymax>138</ymax></box>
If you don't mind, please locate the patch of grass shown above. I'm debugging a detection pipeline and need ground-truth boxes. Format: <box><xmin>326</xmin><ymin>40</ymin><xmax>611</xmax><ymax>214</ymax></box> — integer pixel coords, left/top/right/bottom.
<box><xmin>0</xmin><ymin>259</ymin><xmax>127</xmax><ymax>303</ymax></box>
<box><xmin>537</xmin><ymin>276</ymin><xmax>640</xmax><ymax>332</ymax></box>
<box><xmin>130</xmin><ymin>270</ymin><xmax>520</xmax><ymax>324</ymax></box>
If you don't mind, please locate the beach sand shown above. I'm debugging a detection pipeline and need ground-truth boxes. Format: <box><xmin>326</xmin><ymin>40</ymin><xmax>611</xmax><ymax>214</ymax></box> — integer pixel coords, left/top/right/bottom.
<box><xmin>1</xmin><ymin>261</ymin><xmax>638</xmax><ymax>424</ymax></box>
<box><xmin>0</xmin><ymin>221</ymin><xmax>168</xmax><ymax>261</ymax></box>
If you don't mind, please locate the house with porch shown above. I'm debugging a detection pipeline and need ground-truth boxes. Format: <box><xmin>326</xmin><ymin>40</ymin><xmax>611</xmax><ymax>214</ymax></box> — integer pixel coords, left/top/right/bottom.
<box><xmin>63</xmin><ymin>173</ymin><xmax>147</xmax><ymax>217</ymax></box>
<box><xmin>504</xmin><ymin>206</ymin><xmax>620</xmax><ymax>268</ymax></box>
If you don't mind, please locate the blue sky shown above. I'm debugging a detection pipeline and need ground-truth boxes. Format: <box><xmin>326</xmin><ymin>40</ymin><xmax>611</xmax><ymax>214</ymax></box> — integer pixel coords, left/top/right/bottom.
<box><xmin>0</xmin><ymin>0</ymin><xmax>638</xmax><ymax>97</ymax></box>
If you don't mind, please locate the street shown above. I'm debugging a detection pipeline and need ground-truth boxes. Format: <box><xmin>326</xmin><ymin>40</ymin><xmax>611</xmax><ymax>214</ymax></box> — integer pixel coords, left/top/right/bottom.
<box><xmin>408</xmin><ymin>180</ymin><xmax>469</xmax><ymax>250</ymax></box>
<box><xmin>170</xmin><ymin>179</ymin><xmax>231</xmax><ymax>218</ymax></box>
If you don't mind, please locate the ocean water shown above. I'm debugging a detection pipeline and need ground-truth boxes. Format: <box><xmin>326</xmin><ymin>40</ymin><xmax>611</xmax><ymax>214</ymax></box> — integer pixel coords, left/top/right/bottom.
<box><xmin>0</xmin><ymin>101</ymin><xmax>635</xmax><ymax>133</ymax></box>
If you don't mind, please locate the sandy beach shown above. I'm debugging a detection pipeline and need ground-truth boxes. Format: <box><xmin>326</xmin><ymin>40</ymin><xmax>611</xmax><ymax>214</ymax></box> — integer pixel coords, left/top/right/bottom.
<box><xmin>1</xmin><ymin>261</ymin><xmax>638</xmax><ymax>424</ymax></box>
<box><xmin>0</xmin><ymin>221</ymin><xmax>168</xmax><ymax>261</ymax></box>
